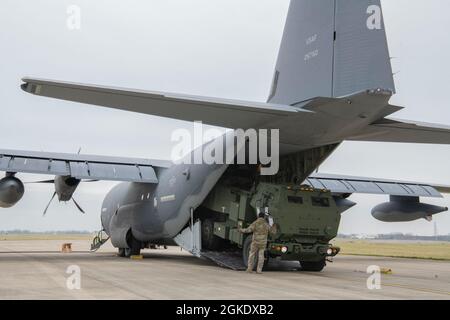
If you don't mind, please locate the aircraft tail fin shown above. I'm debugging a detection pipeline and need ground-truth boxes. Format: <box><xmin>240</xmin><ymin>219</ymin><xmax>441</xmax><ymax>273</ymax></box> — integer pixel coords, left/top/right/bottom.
<box><xmin>268</xmin><ymin>0</ymin><xmax>395</xmax><ymax>105</ymax></box>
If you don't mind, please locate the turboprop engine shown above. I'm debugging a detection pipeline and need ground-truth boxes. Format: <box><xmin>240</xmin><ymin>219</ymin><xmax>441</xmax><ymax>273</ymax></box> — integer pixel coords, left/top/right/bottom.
<box><xmin>28</xmin><ymin>175</ymin><xmax>89</xmax><ymax>215</ymax></box>
<box><xmin>371</xmin><ymin>196</ymin><xmax>448</xmax><ymax>222</ymax></box>
<box><xmin>41</xmin><ymin>176</ymin><xmax>86</xmax><ymax>215</ymax></box>
<box><xmin>0</xmin><ymin>175</ymin><xmax>25</xmax><ymax>208</ymax></box>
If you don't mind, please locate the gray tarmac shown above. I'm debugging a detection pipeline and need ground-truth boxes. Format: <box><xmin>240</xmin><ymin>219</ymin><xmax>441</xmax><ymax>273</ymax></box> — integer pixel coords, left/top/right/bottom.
<box><xmin>0</xmin><ymin>240</ymin><xmax>448</xmax><ymax>300</ymax></box>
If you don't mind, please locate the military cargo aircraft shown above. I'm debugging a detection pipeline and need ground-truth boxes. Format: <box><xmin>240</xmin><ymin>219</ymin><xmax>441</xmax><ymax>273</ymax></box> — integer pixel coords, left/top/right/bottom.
<box><xmin>2</xmin><ymin>0</ymin><xmax>450</xmax><ymax>271</ymax></box>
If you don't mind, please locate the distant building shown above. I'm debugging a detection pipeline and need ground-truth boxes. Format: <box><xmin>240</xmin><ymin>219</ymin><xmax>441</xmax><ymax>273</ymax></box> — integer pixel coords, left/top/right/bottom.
<box><xmin>338</xmin><ymin>233</ymin><xmax>450</xmax><ymax>242</ymax></box>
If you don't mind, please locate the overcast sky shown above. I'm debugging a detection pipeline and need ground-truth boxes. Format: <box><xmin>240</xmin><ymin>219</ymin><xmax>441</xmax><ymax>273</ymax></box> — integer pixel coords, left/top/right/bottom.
<box><xmin>1</xmin><ymin>0</ymin><xmax>450</xmax><ymax>235</ymax></box>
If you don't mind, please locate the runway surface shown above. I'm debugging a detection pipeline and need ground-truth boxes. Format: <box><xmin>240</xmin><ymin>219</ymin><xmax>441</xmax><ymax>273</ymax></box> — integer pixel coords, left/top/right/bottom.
<box><xmin>0</xmin><ymin>240</ymin><xmax>448</xmax><ymax>300</ymax></box>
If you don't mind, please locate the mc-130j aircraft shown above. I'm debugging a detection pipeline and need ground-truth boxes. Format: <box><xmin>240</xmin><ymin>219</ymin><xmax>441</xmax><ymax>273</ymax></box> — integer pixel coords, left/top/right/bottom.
<box><xmin>2</xmin><ymin>0</ymin><xmax>450</xmax><ymax>271</ymax></box>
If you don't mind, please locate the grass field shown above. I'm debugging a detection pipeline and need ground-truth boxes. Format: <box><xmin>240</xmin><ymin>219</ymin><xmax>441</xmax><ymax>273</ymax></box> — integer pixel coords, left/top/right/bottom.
<box><xmin>332</xmin><ymin>239</ymin><xmax>450</xmax><ymax>261</ymax></box>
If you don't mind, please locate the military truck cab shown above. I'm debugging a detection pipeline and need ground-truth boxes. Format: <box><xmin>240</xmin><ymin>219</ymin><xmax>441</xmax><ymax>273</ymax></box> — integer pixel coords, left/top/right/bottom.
<box><xmin>197</xmin><ymin>181</ymin><xmax>342</xmax><ymax>272</ymax></box>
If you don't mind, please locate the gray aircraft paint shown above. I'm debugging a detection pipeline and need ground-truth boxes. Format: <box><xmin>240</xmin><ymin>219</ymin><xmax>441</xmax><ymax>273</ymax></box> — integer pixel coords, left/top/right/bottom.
<box><xmin>0</xmin><ymin>176</ymin><xmax>24</xmax><ymax>208</ymax></box>
<box><xmin>0</xmin><ymin>149</ymin><xmax>161</xmax><ymax>183</ymax></box>
<box><xmin>21</xmin><ymin>76</ymin><xmax>450</xmax><ymax>148</ymax></box>
<box><xmin>372</xmin><ymin>196</ymin><xmax>449</xmax><ymax>222</ymax></box>
<box><xmin>2</xmin><ymin>0</ymin><xmax>450</xmax><ymax>246</ymax></box>
<box><xmin>268</xmin><ymin>0</ymin><xmax>336</xmax><ymax>105</ymax></box>
<box><xmin>333</xmin><ymin>0</ymin><xmax>395</xmax><ymax>97</ymax></box>
<box><xmin>101</xmin><ymin>132</ymin><xmax>238</xmax><ymax>245</ymax></box>
<box><xmin>269</xmin><ymin>0</ymin><xmax>395</xmax><ymax>105</ymax></box>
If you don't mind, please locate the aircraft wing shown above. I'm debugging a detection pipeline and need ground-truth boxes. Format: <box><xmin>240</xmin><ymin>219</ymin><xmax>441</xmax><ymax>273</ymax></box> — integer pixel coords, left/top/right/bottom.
<box><xmin>306</xmin><ymin>173</ymin><xmax>448</xmax><ymax>198</ymax></box>
<box><xmin>21</xmin><ymin>78</ymin><xmax>301</xmax><ymax>129</ymax></box>
<box><xmin>348</xmin><ymin>118</ymin><xmax>450</xmax><ymax>144</ymax></box>
<box><xmin>0</xmin><ymin>149</ymin><xmax>171</xmax><ymax>183</ymax></box>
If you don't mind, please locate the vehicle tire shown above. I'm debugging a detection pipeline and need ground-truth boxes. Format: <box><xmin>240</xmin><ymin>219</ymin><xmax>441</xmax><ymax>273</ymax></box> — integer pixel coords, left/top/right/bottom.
<box><xmin>201</xmin><ymin>219</ymin><xmax>222</xmax><ymax>250</ymax></box>
<box><xmin>242</xmin><ymin>236</ymin><xmax>268</xmax><ymax>270</ymax></box>
<box><xmin>124</xmin><ymin>232</ymin><xmax>141</xmax><ymax>257</ymax></box>
<box><xmin>300</xmin><ymin>259</ymin><xmax>326</xmax><ymax>272</ymax></box>
<box><xmin>117</xmin><ymin>248</ymin><xmax>126</xmax><ymax>257</ymax></box>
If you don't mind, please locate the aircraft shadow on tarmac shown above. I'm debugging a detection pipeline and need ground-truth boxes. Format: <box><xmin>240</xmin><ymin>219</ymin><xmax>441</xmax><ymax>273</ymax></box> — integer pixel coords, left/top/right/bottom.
<box><xmin>138</xmin><ymin>251</ymin><xmax>304</xmax><ymax>272</ymax></box>
<box><xmin>0</xmin><ymin>250</ymin><xmax>304</xmax><ymax>272</ymax></box>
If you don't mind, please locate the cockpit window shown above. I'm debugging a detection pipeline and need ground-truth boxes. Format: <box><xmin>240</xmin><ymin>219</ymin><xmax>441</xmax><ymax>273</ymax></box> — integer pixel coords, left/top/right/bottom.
<box><xmin>288</xmin><ymin>196</ymin><xmax>303</xmax><ymax>204</ymax></box>
<box><xmin>311</xmin><ymin>197</ymin><xmax>330</xmax><ymax>207</ymax></box>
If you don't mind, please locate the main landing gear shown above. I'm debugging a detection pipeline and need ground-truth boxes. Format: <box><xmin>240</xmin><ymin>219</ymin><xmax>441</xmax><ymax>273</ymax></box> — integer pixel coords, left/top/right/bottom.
<box><xmin>117</xmin><ymin>232</ymin><xmax>141</xmax><ymax>258</ymax></box>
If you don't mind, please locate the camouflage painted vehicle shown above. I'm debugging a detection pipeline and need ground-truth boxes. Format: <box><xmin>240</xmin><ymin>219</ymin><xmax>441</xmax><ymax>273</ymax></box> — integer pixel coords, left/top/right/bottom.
<box><xmin>198</xmin><ymin>180</ymin><xmax>344</xmax><ymax>272</ymax></box>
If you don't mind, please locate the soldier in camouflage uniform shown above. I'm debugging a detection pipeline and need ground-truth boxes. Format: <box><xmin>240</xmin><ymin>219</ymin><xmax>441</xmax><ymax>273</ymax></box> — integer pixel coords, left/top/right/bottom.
<box><xmin>239</xmin><ymin>212</ymin><xmax>275</xmax><ymax>274</ymax></box>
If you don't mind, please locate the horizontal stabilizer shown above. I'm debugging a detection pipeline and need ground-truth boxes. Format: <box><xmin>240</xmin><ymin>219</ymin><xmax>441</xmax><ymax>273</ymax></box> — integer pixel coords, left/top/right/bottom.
<box><xmin>348</xmin><ymin>118</ymin><xmax>450</xmax><ymax>145</ymax></box>
<box><xmin>22</xmin><ymin>78</ymin><xmax>299</xmax><ymax>129</ymax></box>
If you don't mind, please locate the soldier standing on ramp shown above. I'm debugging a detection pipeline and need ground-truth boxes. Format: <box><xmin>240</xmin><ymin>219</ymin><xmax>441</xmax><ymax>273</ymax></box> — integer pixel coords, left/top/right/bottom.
<box><xmin>239</xmin><ymin>212</ymin><xmax>275</xmax><ymax>274</ymax></box>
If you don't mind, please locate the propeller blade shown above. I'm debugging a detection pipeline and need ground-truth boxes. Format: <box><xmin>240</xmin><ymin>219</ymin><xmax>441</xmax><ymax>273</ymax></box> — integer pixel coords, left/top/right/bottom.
<box><xmin>43</xmin><ymin>192</ymin><xmax>57</xmax><ymax>216</ymax></box>
<box><xmin>72</xmin><ymin>197</ymin><xmax>85</xmax><ymax>214</ymax></box>
<box><xmin>26</xmin><ymin>179</ymin><xmax>55</xmax><ymax>184</ymax></box>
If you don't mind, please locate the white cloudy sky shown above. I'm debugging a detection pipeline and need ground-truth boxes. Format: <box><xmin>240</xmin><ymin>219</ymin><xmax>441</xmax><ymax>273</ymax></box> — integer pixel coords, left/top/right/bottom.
<box><xmin>1</xmin><ymin>0</ymin><xmax>450</xmax><ymax>235</ymax></box>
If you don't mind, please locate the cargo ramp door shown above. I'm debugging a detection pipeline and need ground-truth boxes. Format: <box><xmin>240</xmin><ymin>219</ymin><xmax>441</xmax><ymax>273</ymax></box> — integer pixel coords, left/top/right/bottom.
<box><xmin>173</xmin><ymin>219</ymin><xmax>245</xmax><ymax>271</ymax></box>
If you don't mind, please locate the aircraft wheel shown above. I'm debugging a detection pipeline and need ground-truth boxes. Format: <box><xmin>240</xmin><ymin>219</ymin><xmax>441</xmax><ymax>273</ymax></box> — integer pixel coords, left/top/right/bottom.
<box><xmin>124</xmin><ymin>233</ymin><xmax>141</xmax><ymax>257</ymax></box>
<box><xmin>117</xmin><ymin>248</ymin><xmax>126</xmax><ymax>257</ymax></box>
<box><xmin>299</xmin><ymin>259</ymin><xmax>326</xmax><ymax>272</ymax></box>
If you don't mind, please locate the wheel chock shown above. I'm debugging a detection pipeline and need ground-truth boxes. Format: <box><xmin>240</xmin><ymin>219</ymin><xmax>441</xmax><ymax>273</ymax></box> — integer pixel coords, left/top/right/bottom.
<box><xmin>381</xmin><ymin>268</ymin><xmax>392</xmax><ymax>274</ymax></box>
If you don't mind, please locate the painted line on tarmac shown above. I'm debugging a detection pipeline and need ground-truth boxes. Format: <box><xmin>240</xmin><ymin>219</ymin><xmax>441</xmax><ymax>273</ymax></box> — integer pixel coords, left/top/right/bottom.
<box><xmin>302</xmin><ymin>272</ymin><xmax>450</xmax><ymax>297</ymax></box>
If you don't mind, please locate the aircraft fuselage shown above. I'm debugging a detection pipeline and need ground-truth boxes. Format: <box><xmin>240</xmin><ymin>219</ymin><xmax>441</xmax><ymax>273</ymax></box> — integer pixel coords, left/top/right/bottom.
<box><xmin>101</xmin><ymin>160</ymin><xmax>229</xmax><ymax>247</ymax></box>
